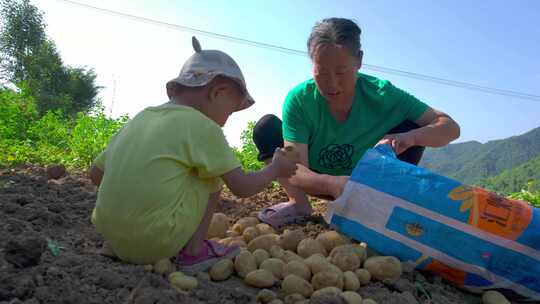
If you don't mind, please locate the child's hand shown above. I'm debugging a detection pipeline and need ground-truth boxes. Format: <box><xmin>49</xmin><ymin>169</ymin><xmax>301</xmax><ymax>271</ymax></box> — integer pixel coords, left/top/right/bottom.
<box><xmin>270</xmin><ymin>148</ymin><xmax>298</xmax><ymax>178</ymax></box>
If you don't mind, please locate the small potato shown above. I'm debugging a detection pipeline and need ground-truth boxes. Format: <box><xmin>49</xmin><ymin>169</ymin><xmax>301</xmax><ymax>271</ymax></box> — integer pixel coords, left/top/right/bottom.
<box><xmin>268</xmin><ymin>300</ymin><xmax>284</xmax><ymax>304</ymax></box>
<box><xmin>482</xmin><ymin>290</ymin><xmax>510</xmax><ymax>304</ymax></box>
<box><xmin>311</xmin><ymin>286</ymin><xmax>342</xmax><ymax>298</ymax></box>
<box><xmin>363</xmin><ymin>256</ymin><xmax>402</xmax><ymax>282</ymax></box>
<box><xmin>234</xmin><ymin>250</ymin><xmax>257</xmax><ymax>278</ymax></box>
<box><xmin>316</xmin><ymin>231</ymin><xmax>350</xmax><ymax>252</ymax></box>
<box><xmin>309</xmin><ymin>259</ymin><xmax>343</xmax><ymax>276</ymax></box>
<box><xmin>245</xmin><ymin>269</ymin><xmax>276</xmax><ymax>288</ymax></box>
<box><xmin>169</xmin><ymin>272</ymin><xmax>198</xmax><ymax>291</ymax></box>
<box><xmin>219</xmin><ymin>237</ymin><xmax>234</xmax><ymax>246</ymax></box>
<box><xmin>209</xmin><ymin>259</ymin><xmax>234</xmax><ymax>281</ymax></box>
<box><xmin>253</xmin><ymin>249</ymin><xmax>270</xmax><ymax>267</ymax></box>
<box><xmin>282</xmin><ymin>274</ymin><xmax>314</xmax><ymax>298</ymax></box>
<box><xmin>154</xmin><ymin>258</ymin><xmax>175</xmax><ymax>274</ymax></box>
<box><xmin>354</xmin><ymin>269</ymin><xmax>371</xmax><ymax>285</ymax></box>
<box><xmin>304</xmin><ymin>254</ymin><xmax>327</xmax><ymax>273</ymax></box>
<box><xmin>260</xmin><ymin>258</ymin><xmax>285</xmax><ymax>280</ymax></box>
<box><xmin>248</xmin><ymin>234</ymin><xmax>280</xmax><ymax>252</ymax></box>
<box><xmin>279</xmin><ymin>229</ymin><xmax>306</xmax><ymax>251</ymax></box>
<box><xmin>282</xmin><ymin>250</ymin><xmax>304</xmax><ymax>263</ymax></box>
<box><xmin>243</xmin><ymin>226</ymin><xmax>260</xmax><ymax>243</ymax></box>
<box><xmin>230</xmin><ymin>237</ymin><xmax>248</xmax><ymax>248</ymax></box>
<box><xmin>311</xmin><ymin>271</ymin><xmax>344</xmax><ymax>290</ymax></box>
<box><xmin>143</xmin><ymin>264</ymin><xmax>153</xmax><ymax>272</ymax></box>
<box><xmin>269</xmin><ymin>245</ymin><xmax>285</xmax><ymax>259</ymax></box>
<box><xmin>341</xmin><ymin>291</ymin><xmax>363</xmax><ymax>304</ymax></box>
<box><xmin>329</xmin><ymin>246</ymin><xmax>361</xmax><ymax>272</ymax></box>
<box><xmin>256</xmin><ymin>223</ymin><xmax>276</xmax><ymax>235</ymax></box>
<box><xmin>225</xmin><ymin>229</ymin><xmax>241</xmax><ymax>238</ymax></box>
<box><xmin>283</xmin><ymin>260</ymin><xmax>311</xmax><ymax>281</ymax></box>
<box><xmin>284</xmin><ymin>293</ymin><xmax>306</xmax><ymax>304</ymax></box>
<box><xmin>232</xmin><ymin>217</ymin><xmax>260</xmax><ymax>234</ymax></box>
<box><xmin>256</xmin><ymin>289</ymin><xmax>277</xmax><ymax>304</ymax></box>
<box><xmin>343</xmin><ymin>271</ymin><xmax>360</xmax><ymax>291</ymax></box>
<box><xmin>208</xmin><ymin>213</ymin><xmax>230</xmax><ymax>239</ymax></box>
<box><xmin>297</xmin><ymin>238</ymin><xmax>327</xmax><ymax>258</ymax></box>
<box><xmin>362</xmin><ymin>299</ymin><xmax>377</xmax><ymax>304</ymax></box>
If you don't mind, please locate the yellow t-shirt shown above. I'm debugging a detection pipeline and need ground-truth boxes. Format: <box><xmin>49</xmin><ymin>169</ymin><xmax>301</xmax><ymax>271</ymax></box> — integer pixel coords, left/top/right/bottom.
<box><xmin>92</xmin><ymin>104</ymin><xmax>240</xmax><ymax>264</ymax></box>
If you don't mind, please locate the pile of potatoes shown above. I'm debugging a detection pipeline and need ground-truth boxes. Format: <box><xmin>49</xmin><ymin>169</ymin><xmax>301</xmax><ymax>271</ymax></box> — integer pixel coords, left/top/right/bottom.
<box><xmin>204</xmin><ymin>215</ymin><xmax>405</xmax><ymax>304</ymax></box>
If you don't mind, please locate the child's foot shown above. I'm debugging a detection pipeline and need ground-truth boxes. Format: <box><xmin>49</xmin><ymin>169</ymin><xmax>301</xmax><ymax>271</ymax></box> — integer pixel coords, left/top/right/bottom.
<box><xmin>176</xmin><ymin>240</ymin><xmax>240</xmax><ymax>275</ymax></box>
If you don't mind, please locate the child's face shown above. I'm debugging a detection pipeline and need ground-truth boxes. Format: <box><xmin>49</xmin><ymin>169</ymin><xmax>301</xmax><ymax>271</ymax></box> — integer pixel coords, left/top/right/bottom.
<box><xmin>205</xmin><ymin>82</ymin><xmax>246</xmax><ymax>127</ymax></box>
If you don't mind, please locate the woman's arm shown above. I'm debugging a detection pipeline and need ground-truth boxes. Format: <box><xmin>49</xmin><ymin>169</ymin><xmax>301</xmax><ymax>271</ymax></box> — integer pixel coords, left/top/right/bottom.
<box><xmin>283</xmin><ymin>141</ymin><xmax>347</xmax><ymax>199</ymax></box>
<box><xmin>379</xmin><ymin>107</ymin><xmax>460</xmax><ymax>154</ymax></box>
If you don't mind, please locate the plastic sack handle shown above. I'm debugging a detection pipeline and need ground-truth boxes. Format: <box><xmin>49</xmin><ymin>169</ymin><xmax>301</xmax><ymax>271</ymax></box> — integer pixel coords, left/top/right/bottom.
<box><xmin>374</xmin><ymin>143</ymin><xmax>397</xmax><ymax>159</ymax></box>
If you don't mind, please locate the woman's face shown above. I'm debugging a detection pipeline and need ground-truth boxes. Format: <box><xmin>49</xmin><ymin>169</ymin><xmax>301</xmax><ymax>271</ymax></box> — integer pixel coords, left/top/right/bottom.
<box><xmin>312</xmin><ymin>44</ymin><xmax>361</xmax><ymax>105</ymax></box>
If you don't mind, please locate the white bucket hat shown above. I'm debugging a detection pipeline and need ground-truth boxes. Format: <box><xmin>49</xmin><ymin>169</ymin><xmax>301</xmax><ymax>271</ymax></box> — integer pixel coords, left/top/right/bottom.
<box><xmin>167</xmin><ymin>36</ymin><xmax>255</xmax><ymax>111</ymax></box>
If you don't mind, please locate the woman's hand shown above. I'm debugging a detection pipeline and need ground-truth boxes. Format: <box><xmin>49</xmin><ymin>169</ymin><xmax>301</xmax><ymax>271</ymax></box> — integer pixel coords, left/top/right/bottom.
<box><xmin>377</xmin><ymin>132</ymin><xmax>416</xmax><ymax>155</ymax></box>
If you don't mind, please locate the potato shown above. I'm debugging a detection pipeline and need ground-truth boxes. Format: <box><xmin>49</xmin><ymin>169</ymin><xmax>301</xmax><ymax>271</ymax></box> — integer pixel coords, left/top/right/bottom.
<box><xmin>311</xmin><ymin>271</ymin><xmax>344</xmax><ymax>290</ymax></box>
<box><xmin>243</xmin><ymin>226</ymin><xmax>260</xmax><ymax>243</ymax></box>
<box><xmin>330</xmin><ymin>245</ymin><xmax>366</xmax><ymax>266</ymax></box>
<box><xmin>256</xmin><ymin>223</ymin><xmax>276</xmax><ymax>235</ymax></box>
<box><xmin>284</xmin><ymin>293</ymin><xmax>306</xmax><ymax>304</ymax></box>
<box><xmin>234</xmin><ymin>250</ymin><xmax>257</xmax><ymax>278</ymax></box>
<box><xmin>268</xmin><ymin>300</ymin><xmax>284</xmax><ymax>304</ymax></box>
<box><xmin>311</xmin><ymin>286</ymin><xmax>342</xmax><ymax>298</ymax></box>
<box><xmin>245</xmin><ymin>269</ymin><xmax>276</xmax><ymax>288</ymax></box>
<box><xmin>248</xmin><ymin>234</ymin><xmax>280</xmax><ymax>252</ymax></box>
<box><xmin>341</xmin><ymin>291</ymin><xmax>363</xmax><ymax>304</ymax></box>
<box><xmin>329</xmin><ymin>245</ymin><xmax>361</xmax><ymax>272</ymax></box>
<box><xmin>270</xmin><ymin>245</ymin><xmax>285</xmax><ymax>259</ymax></box>
<box><xmin>169</xmin><ymin>272</ymin><xmax>198</xmax><ymax>290</ymax></box>
<box><xmin>316</xmin><ymin>231</ymin><xmax>350</xmax><ymax>252</ymax></box>
<box><xmin>362</xmin><ymin>299</ymin><xmax>377</xmax><ymax>304</ymax></box>
<box><xmin>260</xmin><ymin>258</ymin><xmax>285</xmax><ymax>280</ymax></box>
<box><xmin>226</xmin><ymin>229</ymin><xmax>241</xmax><ymax>238</ymax></box>
<box><xmin>253</xmin><ymin>249</ymin><xmax>270</xmax><ymax>267</ymax></box>
<box><xmin>343</xmin><ymin>271</ymin><xmax>360</xmax><ymax>291</ymax></box>
<box><xmin>209</xmin><ymin>259</ymin><xmax>234</xmax><ymax>281</ymax></box>
<box><xmin>154</xmin><ymin>258</ymin><xmax>175</xmax><ymax>274</ymax></box>
<box><xmin>208</xmin><ymin>213</ymin><xmax>230</xmax><ymax>239</ymax></box>
<box><xmin>297</xmin><ymin>238</ymin><xmax>327</xmax><ymax>258</ymax></box>
<box><xmin>282</xmin><ymin>250</ymin><xmax>304</xmax><ymax>263</ymax></box>
<box><xmin>363</xmin><ymin>256</ymin><xmax>402</xmax><ymax>282</ymax></box>
<box><xmin>282</xmin><ymin>274</ymin><xmax>314</xmax><ymax>298</ymax></box>
<box><xmin>304</xmin><ymin>254</ymin><xmax>327</xmax><ymax>273</ymax></box>
<box><xmin>482</xmin><ymin>290</ymin><xmax>510</xmax><ymax>304</ymax></box>
<box><xmin>354</xmin><ymin>269</ymin><xmax>371</xmax><ymax>285</ymax></box>
<box><xmin>256</xmin><ymin>289</ymin><xmax>277</xmax><ymax>304</ymax></box>
<box><xmin>279</xmin><ymin>229</ymin><xmax>306</xmax><ymax>251</ymax></box>
<box><xmin>283</xmin><ymin>260</ymin><xmax>311</xmax><ymax>281</ymax></box>
<box><xmin>230</xmin><ymin>237</ymin><xmax>248</xmax><ymax>248</ymax></box>
<box><xmin>232</xmin><ymin>217</ymin><xmax>259</xmax><ymax>234</ymax></box>
<box><xmin>143</xmin><ymin>264</ymin><xmax>153</xmax><ymax>272</ymax></box>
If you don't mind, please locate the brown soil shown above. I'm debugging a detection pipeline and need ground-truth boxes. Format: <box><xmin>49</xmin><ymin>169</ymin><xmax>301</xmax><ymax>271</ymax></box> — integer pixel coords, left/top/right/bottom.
<box><xmin>0</xmin><ymin>167</ymin><xmax>483</xmax><ymax>304</ymax></box>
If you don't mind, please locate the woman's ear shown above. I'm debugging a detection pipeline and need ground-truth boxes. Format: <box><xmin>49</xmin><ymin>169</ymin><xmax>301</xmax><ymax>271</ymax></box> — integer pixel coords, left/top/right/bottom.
<box><xmin>356</xmin><ymin>50</ymin><xmax>364</xmax><ymax>70</ymax></box>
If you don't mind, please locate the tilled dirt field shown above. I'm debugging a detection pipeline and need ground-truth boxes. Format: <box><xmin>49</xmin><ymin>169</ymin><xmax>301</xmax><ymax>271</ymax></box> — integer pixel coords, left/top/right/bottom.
<box><xmin>0</xmin><ymin>167</ymin><xmax>483</xmax><ymax>304</ymax></box>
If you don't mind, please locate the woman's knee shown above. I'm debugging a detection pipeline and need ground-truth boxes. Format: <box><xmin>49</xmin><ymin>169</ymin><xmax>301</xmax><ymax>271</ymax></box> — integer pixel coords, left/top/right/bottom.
<box><xmin>253</xmin><ymin>114</ymin><xmax>284</xmax><ymax>161</ymax></box>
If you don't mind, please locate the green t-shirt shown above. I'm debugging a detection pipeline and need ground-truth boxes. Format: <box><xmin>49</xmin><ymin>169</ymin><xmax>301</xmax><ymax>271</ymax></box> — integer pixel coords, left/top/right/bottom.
<box><xmin>282</xmin><ymin>73</ymin><xmax>428</xmax><ymax>176</ymax></box>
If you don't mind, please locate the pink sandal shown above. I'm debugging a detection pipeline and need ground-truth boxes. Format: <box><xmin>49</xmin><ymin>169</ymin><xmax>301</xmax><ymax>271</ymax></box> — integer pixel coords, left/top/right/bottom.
<box><xmin>257</xmin><ymin>202</ymin><xmax>310</xmax><ymax>229</ymax></box>
<box><xmin>176</xmin><ymin>240</ymin><xmax>240</xmax><ymax>275</ymax></box>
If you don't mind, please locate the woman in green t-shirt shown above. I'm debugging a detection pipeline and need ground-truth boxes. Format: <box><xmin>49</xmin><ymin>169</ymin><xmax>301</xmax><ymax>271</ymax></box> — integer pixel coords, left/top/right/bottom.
<box><xmin>254</xmin><ymin>18</ymin><xmax>461</xmax><ymax>228</ymax></box>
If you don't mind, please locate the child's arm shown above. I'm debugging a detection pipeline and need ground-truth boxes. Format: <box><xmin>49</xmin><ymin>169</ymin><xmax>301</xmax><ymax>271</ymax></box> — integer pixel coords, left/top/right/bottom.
<box><xmin>89</xmin><ymin>164</ymin><xmax>104</xmax><ymax>187</ymax></box>
<box><xmin>222</xmin><ymin>148</ymin><xmax>297</xmax><ymax>198</ymax></box>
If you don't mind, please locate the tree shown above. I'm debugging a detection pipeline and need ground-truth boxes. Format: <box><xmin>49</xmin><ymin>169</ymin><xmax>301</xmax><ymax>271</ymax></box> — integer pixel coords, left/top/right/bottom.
<box><xmin>0</xmin><ymin>0</ymin><xmax>101</xmax><ymax>116</ymax></box>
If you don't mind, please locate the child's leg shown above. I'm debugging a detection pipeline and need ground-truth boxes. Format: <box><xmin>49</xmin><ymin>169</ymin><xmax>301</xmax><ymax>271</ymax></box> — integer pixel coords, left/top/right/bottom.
<box><xmin>182</xmin><ymin>190</ymin><xmax>220</xmax><ymax>256</ymax></box>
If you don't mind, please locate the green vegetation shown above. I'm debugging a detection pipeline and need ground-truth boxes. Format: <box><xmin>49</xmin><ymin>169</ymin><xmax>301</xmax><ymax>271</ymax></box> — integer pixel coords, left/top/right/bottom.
<box><xmin>0</xmin><ymin>87</ymin><xmax>127</xmax><ymax>168</ymax></box>
<box><xmin>478</xmin><ymin>155</ymin><xmax>540</xmax><ymax>194</ymax></box>
<box><xmin>232</xmin><ymin>121</ymin><xmax>264</xmax><ymax>172</ymax></box>
<box><xmin>420</xmin><ymin>127</ymin><xmax>540</xmax><ymax>185</ymax></box>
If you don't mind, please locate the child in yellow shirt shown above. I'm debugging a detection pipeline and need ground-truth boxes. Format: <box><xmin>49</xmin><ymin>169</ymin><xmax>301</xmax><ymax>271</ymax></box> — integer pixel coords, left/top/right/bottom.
<box><xmin>89</xmin><ymin>37</ymin><xmax>297</xmax><ymax>273</ymax></box>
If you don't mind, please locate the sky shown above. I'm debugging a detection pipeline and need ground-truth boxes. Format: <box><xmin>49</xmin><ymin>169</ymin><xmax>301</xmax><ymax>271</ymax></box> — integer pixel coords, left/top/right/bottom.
<box><xmin>32</xmin><ymin>0</ymin><xmax>540</xmax><ymax>148</ymax></box>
